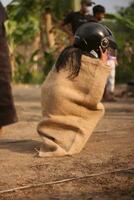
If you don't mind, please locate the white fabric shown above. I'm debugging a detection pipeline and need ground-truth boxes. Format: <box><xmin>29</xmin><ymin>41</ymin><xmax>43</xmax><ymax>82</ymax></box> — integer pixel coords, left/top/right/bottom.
<box><xmin>107</xmin><ymin>58</ymin><xmax>116</xmax><ymax>93</ymax></box>
<box><xmin>0</xmin><ymin>0</ymin><xmax>13</xmax><ymax>7</ymax></box>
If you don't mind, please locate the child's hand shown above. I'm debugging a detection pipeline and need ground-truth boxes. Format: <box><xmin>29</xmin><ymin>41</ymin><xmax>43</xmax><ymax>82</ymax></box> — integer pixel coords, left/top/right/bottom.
<box><xmin>99</xmin><ymin>47</ymin><xmax>108</xmax><ymax>64</ymax></box>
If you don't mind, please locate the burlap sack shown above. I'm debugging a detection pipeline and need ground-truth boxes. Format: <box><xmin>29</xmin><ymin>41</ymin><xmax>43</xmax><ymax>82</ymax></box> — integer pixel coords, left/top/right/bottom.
<box><xmin>37</xmin><ymin>55</ymin><xmax>110</xmax><ymax>157</ymax></box>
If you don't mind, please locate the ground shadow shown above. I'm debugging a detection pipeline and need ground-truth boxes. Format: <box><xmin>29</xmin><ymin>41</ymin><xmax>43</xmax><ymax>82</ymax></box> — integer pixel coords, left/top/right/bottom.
<box><xmin>0</xmin><ymin>139</ymin><xmax>41</xmax><ymax>154</ymax></box>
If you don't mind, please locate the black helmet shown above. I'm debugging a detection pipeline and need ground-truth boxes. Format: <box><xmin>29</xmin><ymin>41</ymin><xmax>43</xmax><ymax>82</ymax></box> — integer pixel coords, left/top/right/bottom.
<box><xmin>74</xmin><ymin>22</ymin><xmax>117</xmax><ymax>55</ymax></box>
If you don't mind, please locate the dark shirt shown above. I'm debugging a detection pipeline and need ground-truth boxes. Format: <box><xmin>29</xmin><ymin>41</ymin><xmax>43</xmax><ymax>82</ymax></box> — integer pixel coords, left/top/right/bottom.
<box><xmin>63</xmin><ymin>11</ymin><xmax>97</xmax><ymax>34</ymax></box>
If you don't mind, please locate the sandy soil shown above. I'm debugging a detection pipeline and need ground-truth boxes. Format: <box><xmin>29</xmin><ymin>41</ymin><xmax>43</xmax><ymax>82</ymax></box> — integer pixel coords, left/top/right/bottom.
<box><xmin>0</xmin><ymin>85</ymin><xmax>134</xmax><ymax>200</ymax></box>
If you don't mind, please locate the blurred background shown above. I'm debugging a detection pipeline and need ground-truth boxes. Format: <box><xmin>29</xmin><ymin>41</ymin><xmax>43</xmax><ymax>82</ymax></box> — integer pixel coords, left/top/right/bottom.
<box><xmin>5</xmin><ymin>0</ymin><xmax>134</xmax><ymax>84</ymax></box>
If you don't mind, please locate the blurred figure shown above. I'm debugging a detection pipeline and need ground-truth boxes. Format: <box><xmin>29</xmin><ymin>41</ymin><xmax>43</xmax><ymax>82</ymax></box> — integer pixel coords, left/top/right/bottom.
<box><xmin>124</xmin><ymin>42</ymin><xmax>133</xmax><ymax>63</ymax></box>
<box><xmin>104</xmin><ymin>48</ymin><xmax>118</xmax><ymax>101</ymax></box>
<box><xmin>61</xmin><ymin>0</ymin><xmax>95</xmax><ymax>38</ymax></box>
<box><xmin>0</xmin><ymin>2</ymin><xmax>17</xmax><ymax>135</ymax></box>
<box><xmin>93</xmin><ymin>4</ymin><xmax>106</xmax><ymax>22</ymax></box>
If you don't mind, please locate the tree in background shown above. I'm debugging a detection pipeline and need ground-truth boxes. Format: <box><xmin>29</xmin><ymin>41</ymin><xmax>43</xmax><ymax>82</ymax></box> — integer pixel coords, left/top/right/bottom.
<box><xmin>6</xmin><ymin>0</ymin><xmax>134</xmax><ymax>84</ymax></box>
<box><xmin>6</xmin><ymin>0</ymin><xmax>73</xmax><ymax>83</ymax></box>
<box><xmin>106</xmin><ymin>1</ymin><xmax>134</xmax><ymax>82</ymax></box>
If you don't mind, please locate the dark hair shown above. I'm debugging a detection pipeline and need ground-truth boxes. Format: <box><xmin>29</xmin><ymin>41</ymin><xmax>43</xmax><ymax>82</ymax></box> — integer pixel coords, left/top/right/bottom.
<box><xmin>93</xmin><ymin>5</ymin><xmax>105</xmax><ymax>16</ymax></box>
<box><xmin>55</xmin><ymin>46</ymin><xmax>83</xmax><ymax>79</ymax></box>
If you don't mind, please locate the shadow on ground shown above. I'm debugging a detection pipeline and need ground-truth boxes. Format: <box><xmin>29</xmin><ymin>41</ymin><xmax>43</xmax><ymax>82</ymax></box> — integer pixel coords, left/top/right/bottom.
<box><xmin>0</xmin><ymin>139</ymin><xmax>41</xmax><ymax>154</ymax></box>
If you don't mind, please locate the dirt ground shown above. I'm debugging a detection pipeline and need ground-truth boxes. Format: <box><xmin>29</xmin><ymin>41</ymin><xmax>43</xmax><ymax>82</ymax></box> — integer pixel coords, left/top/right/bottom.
<box><xmin>0</xmin><ymin>85</ymin><xmax>134</xmax><ymax>200</ymax></box>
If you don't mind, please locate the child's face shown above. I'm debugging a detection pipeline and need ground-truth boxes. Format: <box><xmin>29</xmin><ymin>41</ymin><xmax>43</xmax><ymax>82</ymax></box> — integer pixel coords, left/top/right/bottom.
<box><xmin>95</xmin><ymin>12</ymin><xmax>105</xmax><ymax>21</ymax></box>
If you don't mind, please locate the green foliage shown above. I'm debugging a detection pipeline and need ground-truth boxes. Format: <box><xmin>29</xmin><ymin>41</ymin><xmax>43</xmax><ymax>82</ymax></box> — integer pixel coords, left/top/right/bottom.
<box><xmin>13</xmin><ymin>50</ymin><xmax>55</xmax><ymax>84</ymax></box>
<box><xmin>7</xmin><ymin>0</ymin><xmax>40</xmax><ymax>45</ymax></box>
<box><xmin>44</xmin><ymin>0</ymin><xmax>72</xmax><ymax>20</ymax></box>
<box><xmin>106</xmin><ymin>1</ymin><xmax>134</xmax><ymax>82</ymax></box>
<box><xmin>43</xmin><ymin>51</ymin><xmax>55</xmax><ymax>76</ymax></box>
<box><xmin>6</xmin><ymin>0</ymin><xmax>72</xmax><ymax>84</ymax></box>
<box><xmin>6</xmin><ymin>0</ymin><xmax>134</xmax><ymax>84</ymax></box>
<box><xmin>116</xmin><ymin>63</ymin><xmax>134</xmax><ymax>83</ymax></box>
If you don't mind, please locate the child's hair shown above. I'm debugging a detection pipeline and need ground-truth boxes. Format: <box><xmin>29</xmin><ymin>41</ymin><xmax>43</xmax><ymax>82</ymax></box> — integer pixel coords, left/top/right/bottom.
<box><xmin>55</xmin><ymin>46</ymin><xmax>83</xmax><ymax>79</ymax></box>
<box><xmin>93</xmin><ymin>5</ymin><xmax>105</xmax><ymax>16</ymax></box>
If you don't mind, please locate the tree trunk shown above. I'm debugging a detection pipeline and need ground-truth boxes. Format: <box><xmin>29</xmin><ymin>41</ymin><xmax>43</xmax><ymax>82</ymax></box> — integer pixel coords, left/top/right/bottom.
<box><xmin>40</xmin><ymin>12</ymin><xmax>46</xmax><ymax>52</ymax></box>
<box><xmin>44</xmin><ymin>8</ymin><xmax>55</xmax><ymax>48</ymax></box>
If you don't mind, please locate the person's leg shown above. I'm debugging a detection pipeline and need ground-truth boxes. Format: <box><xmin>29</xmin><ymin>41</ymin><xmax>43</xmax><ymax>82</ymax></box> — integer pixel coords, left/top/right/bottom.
<box><xmin>104</xmin><ymin>68</ymin><xmax>116</xmax><ymax>101</ymax></box>
<box><xmin>107</xmin><ymin>66</ymin><xmax>116</xmax><ymax>101</ymax></box>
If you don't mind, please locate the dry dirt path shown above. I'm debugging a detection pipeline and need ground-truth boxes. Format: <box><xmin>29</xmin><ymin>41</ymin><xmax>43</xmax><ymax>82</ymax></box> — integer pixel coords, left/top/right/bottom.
<box><xmin>0</xmin><ymin>85</ymin><xmax>134</xmax><ymax>200</ymax></box>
